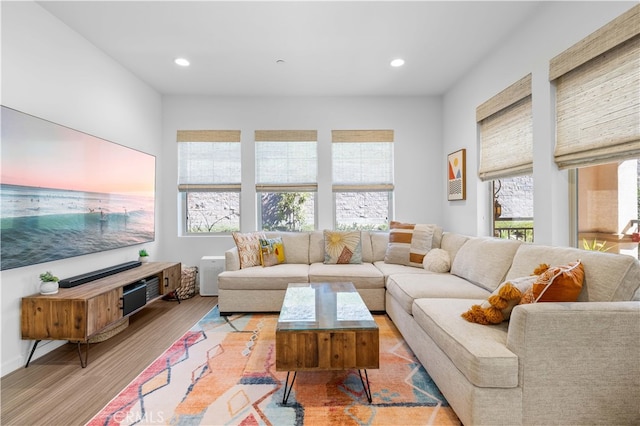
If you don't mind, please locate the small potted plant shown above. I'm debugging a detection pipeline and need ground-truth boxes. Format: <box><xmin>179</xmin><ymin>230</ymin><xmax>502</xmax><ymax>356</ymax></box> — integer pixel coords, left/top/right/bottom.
<box><xmin>138</xmin><ymin>248</ymin><xmax>149</xmax><ymax>263</ymax></box>
<box><xmin>39</xmin><ymin>271</ymin><xmax>59</xmax><ymax>295</ymax></box>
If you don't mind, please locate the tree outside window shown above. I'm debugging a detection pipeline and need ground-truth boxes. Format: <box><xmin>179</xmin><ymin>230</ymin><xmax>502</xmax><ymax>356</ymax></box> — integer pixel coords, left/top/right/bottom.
<box><xmin>260</xmin><ymin>192</ymin><xmax>314</xmax><ymax>232</ymax></box>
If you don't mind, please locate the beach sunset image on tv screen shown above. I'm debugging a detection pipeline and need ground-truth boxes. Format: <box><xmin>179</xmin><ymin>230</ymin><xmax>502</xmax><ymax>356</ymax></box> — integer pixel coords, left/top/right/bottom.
<box><xmin>0</xmin><ymin>106</ymin><xmax>156</xmax><ymax>270</ymax></box>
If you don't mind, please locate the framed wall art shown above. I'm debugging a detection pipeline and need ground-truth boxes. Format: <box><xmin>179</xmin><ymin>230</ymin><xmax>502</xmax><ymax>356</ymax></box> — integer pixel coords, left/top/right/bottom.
<box><xmin>447</xmin><ymin>149</ymin><xmax>466</xmax><ymax>201</ymax></box>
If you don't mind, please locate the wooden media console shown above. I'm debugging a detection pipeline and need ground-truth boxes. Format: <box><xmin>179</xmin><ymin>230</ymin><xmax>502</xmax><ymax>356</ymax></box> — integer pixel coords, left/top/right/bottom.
<box><xmin>21</xmin><ymin>261</ymin><xmax>181</xmax><ymax>368</ymax></box>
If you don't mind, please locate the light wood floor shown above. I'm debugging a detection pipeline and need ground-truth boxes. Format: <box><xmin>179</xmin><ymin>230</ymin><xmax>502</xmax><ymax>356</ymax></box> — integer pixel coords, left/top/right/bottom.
<box><xmin>1</xmin><ymin>295</ymin><xmax>218</xmax><ymax>426</ymax></box>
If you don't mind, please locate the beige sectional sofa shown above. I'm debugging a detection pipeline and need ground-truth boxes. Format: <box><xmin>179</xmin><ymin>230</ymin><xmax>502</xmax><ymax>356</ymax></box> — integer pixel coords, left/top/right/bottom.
<box><xmin>219</xmin><ymin>231</ymin><xmax>390</xmax><ymax>314</ymax></box>
<box><xmin>218</xmin><ymin>230</ymin><xmax>640</xmax><ymax>425</ymax></box>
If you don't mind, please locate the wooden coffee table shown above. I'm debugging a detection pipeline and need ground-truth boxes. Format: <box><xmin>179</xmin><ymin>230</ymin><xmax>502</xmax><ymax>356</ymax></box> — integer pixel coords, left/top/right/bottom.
<box><xmin>275</xmin><ymin>282</ymin><xmax>379</xmax><ymax>404</ymax></box>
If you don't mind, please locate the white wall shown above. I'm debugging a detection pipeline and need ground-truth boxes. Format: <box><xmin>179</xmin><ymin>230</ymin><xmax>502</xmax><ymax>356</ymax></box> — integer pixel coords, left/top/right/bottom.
<box><xmin>159</xmin><ymin>96</ymin><xmax>443</xmax><ymax>268</ymax></box>
<box><xmin>441</xmin><ymin>1</ymin><xmax>636</xmax><ymax>244</ymax></box>
<box><xmin>0</xmin><ymin>2</ymin><xmax>162</xmax><ymax>375</ymax></box>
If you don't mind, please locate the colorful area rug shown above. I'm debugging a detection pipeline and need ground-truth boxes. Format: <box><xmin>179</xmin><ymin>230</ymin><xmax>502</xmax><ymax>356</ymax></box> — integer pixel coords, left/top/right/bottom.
<box><xmin>87</xmin><ymin>306</ymin><xmax>460</xmax><ymax>425</ymax></box>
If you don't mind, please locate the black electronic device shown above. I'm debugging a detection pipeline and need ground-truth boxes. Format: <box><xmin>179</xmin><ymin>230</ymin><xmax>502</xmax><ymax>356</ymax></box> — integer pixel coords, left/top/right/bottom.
<box><xmin>58</xmin><ymin>261</ymin><xmax>142</xmax><ymax>288</ymax></box>
<box><xmin>122</xmin><ymin>281</ymin><xmax>147</xmax><ymax>315</ymax></box>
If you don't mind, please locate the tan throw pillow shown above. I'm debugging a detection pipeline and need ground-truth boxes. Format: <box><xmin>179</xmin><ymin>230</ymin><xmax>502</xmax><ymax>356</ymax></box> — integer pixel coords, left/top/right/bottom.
<box><xmin>232</xmin><ymin>231</ymin><xmax>265</xmax><ymax>269</ymax></box>
<box><xmin>462</xmin><ymin>275</ymin><xmax>538</xmax><ymax>325</ymax></box>
<box><xmin>323</xmin><ymin>230</ymin><xmax>362</xmax><ymax>264</ymax></box>
<box><xmin>385</xmin><ymin>221</ymin><xmax>443</xmax><ymax>267</ymax></box>
<box><xmin>423</xmin><ymin>248</ymin><xmax>451</xmax><ymax>273</ymax></box>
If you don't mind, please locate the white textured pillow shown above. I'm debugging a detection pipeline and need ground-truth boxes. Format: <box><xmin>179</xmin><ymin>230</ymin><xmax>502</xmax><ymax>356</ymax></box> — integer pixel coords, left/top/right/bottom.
<box><xmin>423</xmin><ymin>248</ymin><xmax>451</xmax><ymax>273</ymax></box>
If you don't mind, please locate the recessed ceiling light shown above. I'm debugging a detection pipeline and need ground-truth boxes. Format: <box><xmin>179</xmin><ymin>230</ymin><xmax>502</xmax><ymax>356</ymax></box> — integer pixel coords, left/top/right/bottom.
<box><xmin>174</xmin><ymin>58</ymin><xmax>190</xmax><ymax>67</ymax></box>
<box><xmin>390</xmin><ymin>58</ymin><xmax>405</xmax><ymax>67</ymax></box>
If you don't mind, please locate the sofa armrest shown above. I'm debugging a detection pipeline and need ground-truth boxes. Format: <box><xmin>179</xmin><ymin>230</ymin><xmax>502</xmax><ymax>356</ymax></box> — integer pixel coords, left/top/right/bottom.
<box><xmin>506</xmin><ymin>301</ymin><xmax>640</xmax><ymax>423</ymax></box>
<box><xmin>225</xmin><ymin>247</ymin><xmax>240</xmax><ymax>271</ymax></box>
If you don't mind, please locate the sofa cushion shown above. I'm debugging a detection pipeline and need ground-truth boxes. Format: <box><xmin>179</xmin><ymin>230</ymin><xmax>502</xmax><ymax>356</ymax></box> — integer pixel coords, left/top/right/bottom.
<box><xmin>259</xmin><ymin>236</ymin><xmax>286</xmax><ymax>267</ymax></box>
<box><xmin>520</xmin><ymin>260</ymin><xmax>584</xmax><ymax>304</ymax></box>
<box><xmin>386</xmin><ymin>273</ymin><xmax>491</xmax><ymax>314</ymax></box>
<box><xmin>412</xmin><ymin>298</ymin><xmax>519</xmax><ymax>388</ymax></box>
<box><xmin>309</xmin><ymin>231</ymin><xmax>325</xmax><ymax>264</ymax></box>
<box><xmin>374</xmin><ymin>260</ymin><xmax>429</xmax><ymax>280</ymax></box>
<box><xmin>232</xmin><ymin>231</ymin><xmax>266</xmax><ymax>269</ymax></box>
<box><xmin>440</xmin><ymin>232</ymin><xmax>470</xmax><ymax>265</ymax></box>
<box><xmin>360</xmin><ymin>231</ymin><xmax>374</xmax><ymax>263</ymax></box>
<box><xmin>385</xmin><ymin>221</ymin><xmax>443</xmax><ymax>267</ymax></box>
<box><xmin>507</xmin><ymin>243</ymin><xmax>640</xmax><ymax>302</ymax></box>
<box><xmin>308</xmin><ymin>262</ymin><xmax>384</xmax><ymax>289</ymax></box>
<box><xmin>323</xmin><ymin>230</ymin><xmax>363</xmax><ymax>264</ymax></box>
<box><xmin>450</xmin><ymin>237</ymin><xmax>522</xmax><ymax>292</ymax></box>
<box><xmin>264</xmin><ymin>232</ymin><xmax>310</xmax><ymax>264</ymax></box>
<box><xmin>423</xmin><ymin>248</ymin><xmax>451</xmax><ymax>273</ymax></box>
<box><xmin>218</xmin><ymin>264</ymin><xmax>309</xmax><ymax>290</ymax></box>
<box><xmin>370</xmin><ymin>231</ymin><xmax>389</xmax><ymax>262</ymax></box>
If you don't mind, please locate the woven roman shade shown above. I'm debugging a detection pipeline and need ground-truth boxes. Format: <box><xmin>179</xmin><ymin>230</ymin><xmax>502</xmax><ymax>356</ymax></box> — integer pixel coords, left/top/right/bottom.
<box><xmin>177</xmin><ymin>130</ymin><xmax>241</xmax><ymax>192</ymax></box>
<box><xmin>477</xmin><ymin>74</ymin><xmax>533</xmax><ymax>181</ymax></box>
<box><xmin>331</xmin><ymin>129</ymin><xmax>394</xmax><ymax>143</ymax></box>
<box><xmin>332</xmin><ymin>130</ymin><xmax>394</xmax><ymax>191</ymax></box>
<box><xmin>255</xmin><ymin>130</ymin><xmax>317</xmax><ymax>142</ymax></box>
<box><xmin>255</xmin><ymin>130</ymin><xmax>317</xmax><ymax>192</ymax></box>
<box><xmin>177</xmin><ymin>130</ymin><xmax>241</xmax><ymax>143</ymax></box>
<box><xmin>550</xmin><ymin>5</ymin><xmax>640</xmax><ymax>169</ymax></box>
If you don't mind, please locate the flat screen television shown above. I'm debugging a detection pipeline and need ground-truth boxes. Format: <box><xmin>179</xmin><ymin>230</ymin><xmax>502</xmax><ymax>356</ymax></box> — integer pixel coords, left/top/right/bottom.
<box><xmin>1</xmin><ymin>106</ymin><xmax>156</xmax><ymax>270</ymax></box>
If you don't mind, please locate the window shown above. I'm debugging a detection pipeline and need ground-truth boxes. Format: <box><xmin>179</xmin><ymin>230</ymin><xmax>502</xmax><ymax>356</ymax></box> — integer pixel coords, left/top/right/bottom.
<box><xmin>576</xmin><ymin>159</ymin><xmax>639</xmax><ymax>259</ymax></box>
<box><xmin>476</xmin><ymin>75</ymin><xmax>534</xmax><ymax>241</ymax></box>
<box><xmin>255</xmin><ymin>130</ymin><xmax>317</xmax><ymax>231</ymax></box>
<box><xmin>492</xmin><ymin>176</ymin><xmax>534</xmax><ymax>242</ymax></box>
<box><xmin>332</xmin><ymin>130</ymin><xmax>394</xmax><ymax>230</ymax></box>
<box><xmin>550</xmin><ymin>5</ymin><xmax>639</xmax><ymax>257</ymax></box>
<box><xmin>177</xmin><ymin>130</ymin><xmax>241</xmax><ymax>234</ymax></box>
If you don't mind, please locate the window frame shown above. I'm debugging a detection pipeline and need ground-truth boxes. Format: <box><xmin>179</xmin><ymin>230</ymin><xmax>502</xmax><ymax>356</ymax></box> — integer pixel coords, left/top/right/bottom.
<box><xmin>177</xmin><ymin>130</ymin><xmax>241</xmax><ymax>235</ymax></box>
<box><xmin>255</xmin><ymin>130</ymin><xmax>318</xmax><ymax>231</ymax></box>
<box><xmin>331</xmin><ymin>129</ymin><xmax>395</xmax><ymax>230</ymax></box>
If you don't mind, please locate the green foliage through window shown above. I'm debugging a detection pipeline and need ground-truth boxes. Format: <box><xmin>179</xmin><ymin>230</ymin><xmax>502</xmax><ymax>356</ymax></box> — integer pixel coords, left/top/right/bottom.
<box><xmin>261</xmin><ymin>192</ymin><xmax>314</xmax><ymax>231</ymax></box>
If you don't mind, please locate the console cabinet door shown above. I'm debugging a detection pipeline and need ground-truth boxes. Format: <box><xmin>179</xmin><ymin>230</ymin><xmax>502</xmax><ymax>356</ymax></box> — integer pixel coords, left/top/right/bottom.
<box><xmin>86</xmin><ymin>288</ymin><xmax>123</xmax><ymax>337</ymax></box>
<box><xmin>161</xmin><ymin>263</ymin><xmax>182</xmax><ymax>294</ymax></box>
<box><xmin>21</xmin><ymin>298</ymin><xmax>87</xmax><ymax>341</ymax></box>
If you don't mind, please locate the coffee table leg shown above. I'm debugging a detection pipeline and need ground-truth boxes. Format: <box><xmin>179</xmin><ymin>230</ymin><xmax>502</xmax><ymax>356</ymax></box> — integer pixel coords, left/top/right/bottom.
<box><xmin>358</xmin><ymin>369</ymin><xmax>372</xmax><ymax>403</ymax></box>
<box><xmin>282</xmin><ymin>371</ymin><xmax>297</xmax><ymax>404</ymax></box>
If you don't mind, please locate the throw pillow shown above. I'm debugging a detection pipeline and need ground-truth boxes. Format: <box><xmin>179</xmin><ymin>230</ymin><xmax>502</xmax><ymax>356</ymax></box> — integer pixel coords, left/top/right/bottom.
<box><xmin>323</xmin><ymin>230</ymin><xmax>362</xmax><ymax>264</ymax></box>
<box><xmin>232</xmin><ymin>231</ymin><xmax>265</xmax><ymax>269</ymax></box>
<box><xmin>520</xmin><ymin>260</ymin><xmax>584</xmax><ymax>304</ymax></box>
<box><xmin>385</xmin><ymin>221</ymin><xmax>443</xmax><ymax>267</ymax></box>
<box><xmin>461</xmin><ymin>275</ymin><xmax>538</xmax><ymax>325</ymax></box>
<box><xmin>423</xmin><ymin>248</ymin><xmax>451</xmax><ymax>273</ymax></box>
<box><xmin>259</xmin><ymin>237</ymin><xmax>286</xmax><ymax>267</ymax></box>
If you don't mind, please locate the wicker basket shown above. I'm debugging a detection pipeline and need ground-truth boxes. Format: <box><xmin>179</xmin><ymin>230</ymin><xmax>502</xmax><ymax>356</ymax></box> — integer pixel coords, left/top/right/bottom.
<box><xmin>175</xmin><ymin>266</ymin><xmax>198</xmax><ymax>300</ymax></box>
<box><xmin>88</xmin><ymin>317</ymin><xmax>129</xmax><ymax>343</ymax></box>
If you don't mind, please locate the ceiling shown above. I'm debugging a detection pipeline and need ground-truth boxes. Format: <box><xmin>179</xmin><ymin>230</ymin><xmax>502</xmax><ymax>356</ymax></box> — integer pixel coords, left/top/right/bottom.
<box><xmin>37</xmin><ymin>1</ymin><xmax>542</xmax><ymax>97</ymax></box>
